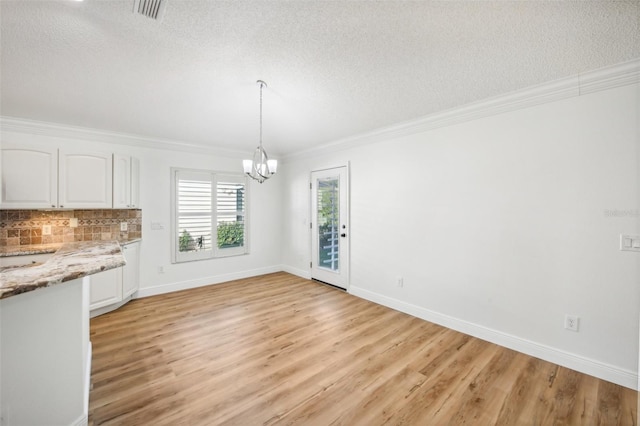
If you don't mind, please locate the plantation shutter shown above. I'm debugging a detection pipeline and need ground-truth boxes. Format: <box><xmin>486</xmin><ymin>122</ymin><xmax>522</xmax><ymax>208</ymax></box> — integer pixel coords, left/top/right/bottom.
<box><xmin>215</xmin><ymin>174</ymin><xmax>248</xmax><ymax>257</ymax></box>
<box><xmin>175</xmin><ymin>170</ymin><xmax>214</xmax><ymax>262</ymax></box>
<box><xmin>172</xmin><ymin>169</ymin><xmax>249</xmax><ymax>263</ymax></box>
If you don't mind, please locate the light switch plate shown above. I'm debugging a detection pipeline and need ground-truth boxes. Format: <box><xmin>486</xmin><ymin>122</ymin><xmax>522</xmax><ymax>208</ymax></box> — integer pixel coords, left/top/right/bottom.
<box><xmin>120</xmin><ymin>222</ymin><xmax>128</xmax><ymax>232</ymax></box>
<box><xmin>620</xmin><ymin>234</ymin><xmax>640</xmax><ymax>252</ymax></box>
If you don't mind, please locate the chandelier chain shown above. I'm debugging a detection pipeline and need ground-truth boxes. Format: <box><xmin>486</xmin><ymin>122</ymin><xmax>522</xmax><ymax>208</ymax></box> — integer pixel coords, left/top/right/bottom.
<box><xmin>259</xmin><ymin>80</ymin><xmax>264</xmax><ymax>149</ymax></box>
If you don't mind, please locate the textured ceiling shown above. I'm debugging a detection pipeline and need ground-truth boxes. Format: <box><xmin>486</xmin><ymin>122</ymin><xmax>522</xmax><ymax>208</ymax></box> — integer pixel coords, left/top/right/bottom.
<box><xmin>1</xmin><ymin>0</ymin><xmax>639</xmax><ymax>156</ymax></box>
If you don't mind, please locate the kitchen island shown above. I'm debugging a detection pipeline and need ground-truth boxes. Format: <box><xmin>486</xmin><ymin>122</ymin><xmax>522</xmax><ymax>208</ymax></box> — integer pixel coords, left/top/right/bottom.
<box><xmin>0</xmin><ymin>241</ymin><xmax>126</xmax><ymax>426</ymax></box>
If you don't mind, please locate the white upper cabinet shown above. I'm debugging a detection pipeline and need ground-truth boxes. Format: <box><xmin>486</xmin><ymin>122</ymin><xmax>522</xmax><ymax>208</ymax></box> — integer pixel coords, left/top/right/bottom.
<box><xmin>58</xmin><ymin>150</ymin><xmax>113</xmax><ymax>209</ymax></box>
<box><xmin>130</xmin><ymin>157</ymin><xmax>140</xmax><ymax>208</ymax></box>
<box><xmin>2</xmin><ymin>144</ymin><xmax>113</xmax><ymax>209</ymax></box>
<box><xmin>1</xmin><ymin>143</ymin><xmax>138</xmax><ymax>209</ymax></box>
<box><xmin>113</xmin><ymin>154</ymin><xmax>140</xmax><ymax>208</ymax></box>
<box><xmin>113</xmin><ymin>154</ymin><xmax>131</xmax><ymax>208</ymax></box>
<box><xmin>1</xmin><ymin>143</ymin><xmax>58</xmax><ymax>208</ymax></box>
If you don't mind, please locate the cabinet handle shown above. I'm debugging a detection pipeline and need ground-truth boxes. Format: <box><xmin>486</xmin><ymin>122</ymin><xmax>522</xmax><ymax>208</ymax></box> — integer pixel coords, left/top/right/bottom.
<box><xmin>60</xmin><ymin>205</ymin><xmax>64</xmax><ymax>208</ymax></box>
<box><xmin>52</xmin><ymin>205</ymin><xmax>55</xmax><ymax>208</ymax></box>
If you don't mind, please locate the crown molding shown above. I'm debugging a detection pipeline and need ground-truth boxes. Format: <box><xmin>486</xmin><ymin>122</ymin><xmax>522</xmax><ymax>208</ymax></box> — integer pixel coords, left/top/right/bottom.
<box><xmin>579</xmin><ymin>59</ymin><xmax>640</xmax><ymax>95</ymax></box>
<box><xmin>284</xmin><ymin>58</ymin><xmax>640</xmax><ymax>161</ymax></box>
<box><xmin>1</xmin><ymin>59</ymin><xmax>637</xmax><ymax>162</ymax></box>
<box><xmin>0</xmin><ymin>117</ymin><xmax>248</xmax><ymax>158</ymax></box>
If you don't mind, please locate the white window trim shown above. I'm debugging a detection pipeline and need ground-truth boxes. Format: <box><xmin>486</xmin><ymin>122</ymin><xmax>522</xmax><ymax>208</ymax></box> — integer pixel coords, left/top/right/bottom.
<box><xmin>170</xmin><ymin>168</ymin><xmax>249</xmax><ymax>263</ymax></box>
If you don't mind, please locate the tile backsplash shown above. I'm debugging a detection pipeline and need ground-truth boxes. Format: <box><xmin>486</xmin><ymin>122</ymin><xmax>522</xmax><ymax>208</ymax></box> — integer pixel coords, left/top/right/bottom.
<box><xmin>0</xmin><ymin>209</ymin><xmax>142</xmax><ymax>247</ymax></box>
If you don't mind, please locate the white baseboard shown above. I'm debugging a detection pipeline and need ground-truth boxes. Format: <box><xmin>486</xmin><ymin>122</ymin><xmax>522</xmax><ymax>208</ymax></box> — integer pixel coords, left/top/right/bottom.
<box><xmin>70</xmin><ymin>413</ymin><xmax>88</xmax><ymax>426</ymax></box>
<box><xmin>349</xmin><ymin>285</ymin><xmax>638</xmax><ymax>390</ymax></box>
<box><xmin>136</xmin><ymin>265</ymin><xmax>283</xmax><ymax>298</ymax></box>
<box><xmin>90</xmin><ymin>295</ymin><xmax>133</xmax><ymax>318</ymax></box>
<box><xmin>281</xmin><ymin>264</ymin><xmax>311</xmax><ymax>280</ymax></box>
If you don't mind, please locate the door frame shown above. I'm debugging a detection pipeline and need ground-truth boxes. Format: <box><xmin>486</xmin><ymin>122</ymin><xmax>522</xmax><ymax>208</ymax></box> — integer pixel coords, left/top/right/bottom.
<box><xmin>309</xmin><ymin>162</ymin><xmax>350</xmax><ymax>290</ymax></box>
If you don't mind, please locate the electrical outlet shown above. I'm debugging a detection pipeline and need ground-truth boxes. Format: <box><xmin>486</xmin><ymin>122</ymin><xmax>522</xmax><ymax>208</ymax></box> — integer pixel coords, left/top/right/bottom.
<box><xmin>620</xmin><ymin>234</ymin><xmax>640</xmax><ymax>252</ymax></box>
<box><xmin>120</xmin><ymin>222</ymin><xmax>128</xmax><ymax>232</ymax></box>
<box><xmin>158</xmin><ymin>266</ymin><xmax>164</xmax><ymax>274</ymax></box>
<box><xmin>396</xmin><ymin>276</ymin><xmax>404</xmax><ymax>288</ymax></box>
<box><xmin>564</xmin><ymin>314</ymin><xmax>579</xmax><ymax>332</ymax></box>
<box><xmin>69</xmin><ymin>218</ymin><xmax>78</xmax><ymax>228</ymax></box>
<box><xmin>42</xmin><ymin>225</ymin><xmax>52</xmax><ymax>236</ymax></box>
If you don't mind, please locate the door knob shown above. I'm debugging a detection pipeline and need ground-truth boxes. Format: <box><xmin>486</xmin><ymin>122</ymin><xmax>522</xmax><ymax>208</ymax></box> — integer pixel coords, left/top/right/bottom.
<box><xmin>341</xmin><ymin>233</ymin><xmax>347</xmax><ymax>238</ymax></box>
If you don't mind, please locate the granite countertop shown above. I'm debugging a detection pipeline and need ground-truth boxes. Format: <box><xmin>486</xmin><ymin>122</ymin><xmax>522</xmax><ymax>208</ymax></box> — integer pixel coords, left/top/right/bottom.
<box><xmin>0</xmin><ymin>238</ymin><xmax>141</xmax><ymax>257</ymax></box>
<box><xmin>0</xmin><ymin>241</ymin><xmax>127</xmax><ymax>299</ymax></box>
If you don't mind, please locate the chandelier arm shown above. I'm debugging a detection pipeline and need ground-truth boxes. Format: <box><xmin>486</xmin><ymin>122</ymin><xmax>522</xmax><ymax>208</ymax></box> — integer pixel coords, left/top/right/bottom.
<box><xmin>242</xmin><ymin>79</ymin><xmax>275</xmax><ymax>184</ymax></box>
<box><xmin>254</xmin><ymin>145</ymin><xmax>270</xmax><ymax>179</ymax></box>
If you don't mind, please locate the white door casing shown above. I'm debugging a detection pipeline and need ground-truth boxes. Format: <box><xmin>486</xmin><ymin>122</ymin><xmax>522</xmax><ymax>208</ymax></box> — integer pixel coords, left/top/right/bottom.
<box><xmin>310</xmin><ymin>165</ymin><xmax>350</xmax><ymax>289</ymax></box>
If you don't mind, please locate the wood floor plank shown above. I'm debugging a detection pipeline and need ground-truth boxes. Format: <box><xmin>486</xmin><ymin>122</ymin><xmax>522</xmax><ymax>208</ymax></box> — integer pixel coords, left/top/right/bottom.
<box><xmin>270</xmin><ymin>320</ymin><xmax>437</xmax><ymax>425</ymax></box>
<box><xmin>88</xmin><ymin>272</ymin><xmax>638</xmax><ymax>425</ymax></box>
<box><xmin>388</xmin><ymin>338</ymin><xmax>500</xmax><ymax>425</ymax></box>
<box><xmin>445</xmin><ymin>346</ymin><xmax>520</xmax><ymax>424</ymax></box>
<box><xmin>179</xmin><ymin>306</ymin><xmax>406</xmax><ymax>424</ymax></box>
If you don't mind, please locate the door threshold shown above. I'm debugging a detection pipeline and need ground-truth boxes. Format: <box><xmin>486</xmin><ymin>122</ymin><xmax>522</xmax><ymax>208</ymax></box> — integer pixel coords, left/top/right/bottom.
<box><xmin>312</xmin><ymin>278</ymin><xmax>346</xmax><ymax>291</ymax></box>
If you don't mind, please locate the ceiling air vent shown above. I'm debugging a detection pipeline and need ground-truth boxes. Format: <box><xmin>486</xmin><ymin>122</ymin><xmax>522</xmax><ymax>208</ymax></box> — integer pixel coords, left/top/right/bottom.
<box><xmin>133</xmin><ymin>0</ymin><xmax>167</xmax><ymax>21</ymax></box>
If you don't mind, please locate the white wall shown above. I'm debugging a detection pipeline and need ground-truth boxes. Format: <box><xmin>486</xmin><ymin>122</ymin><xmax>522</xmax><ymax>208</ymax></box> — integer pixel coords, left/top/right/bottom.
<box><xmin>282</xmin><ymin>81</ymin><xmax>640</xmax><ymax>388</ymax></box>
<box><xmin>0</xmin><ymin>127</ymin><xmax>284</xmax><ymax>296</ymax></box>
<box><xmin>1</xmin><ymin>63</ymin><xmax>637</xmax><ymax>390</ymax></box>
<box><xmin>136</xmin><ymin>145</ymin><xmax>283</xmax><ymax>296</ymax></box>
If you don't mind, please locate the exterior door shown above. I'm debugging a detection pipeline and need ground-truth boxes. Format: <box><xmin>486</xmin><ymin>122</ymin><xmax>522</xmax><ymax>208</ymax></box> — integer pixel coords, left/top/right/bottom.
<box><xmin>311</xmin><ymin>166</ymin><xmax>349</xmax><ymax>289</ymax></box>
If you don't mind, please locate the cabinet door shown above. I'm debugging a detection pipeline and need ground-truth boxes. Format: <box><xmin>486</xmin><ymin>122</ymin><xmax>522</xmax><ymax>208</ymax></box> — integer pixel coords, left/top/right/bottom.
<box><xmin>122</xmin><ymin>242</ymin><xmax>140</xmax><ymax>298</ymax></box>
<box><xmin>1</xmin><ymin>144</ymin><xmax>58</xmax><ymax>208</ymax></box>
<box><xmin>113</xmin><ymin>154</ymin><xmax>131</xmax><ymax>208</ymax></box>
<box><xmin>130</xmin><ymin>157</ymin><xmax>140</xmax><ymax>208</ymax></box>
<box><xmin>59</xmin><ymin>150</ymin><xmax>113</xmax><ymax>208</ymax></box>
<box><xmin>89</xmin><ymin>268</ymin><xmax>122</xmax><ymax>310</ymax></box>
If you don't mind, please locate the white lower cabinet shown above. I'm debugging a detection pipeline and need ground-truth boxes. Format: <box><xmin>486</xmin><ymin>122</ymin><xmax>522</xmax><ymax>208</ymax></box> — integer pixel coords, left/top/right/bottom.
<box><xmin>89</xmin><ymin>268</ymin><xmax>122</xmax><ymax>310</ymax></box>
<box><xmin>122</xmin><ymin>241</ymin><xmax>140</xmax><ymax>298</ymax></box>
<box><xmin>89</xmin><ymin>241</ymin><xmax>140</xmax><ymax>314</ymax></box>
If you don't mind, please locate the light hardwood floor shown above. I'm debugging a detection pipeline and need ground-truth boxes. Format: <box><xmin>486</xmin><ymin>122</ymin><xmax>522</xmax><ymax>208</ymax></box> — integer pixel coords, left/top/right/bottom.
<box><xmin>89</xmin><ymin>272</ymin><xmax>637</xmax><ymax>425</ymax></box>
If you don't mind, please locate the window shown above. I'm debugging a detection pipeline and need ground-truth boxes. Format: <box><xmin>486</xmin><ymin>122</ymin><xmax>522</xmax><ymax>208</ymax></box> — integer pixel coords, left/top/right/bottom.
<box><xmin>171</xmin><ymin>169</ymin><xmax>248</xmax><ymax>263</ymax></box>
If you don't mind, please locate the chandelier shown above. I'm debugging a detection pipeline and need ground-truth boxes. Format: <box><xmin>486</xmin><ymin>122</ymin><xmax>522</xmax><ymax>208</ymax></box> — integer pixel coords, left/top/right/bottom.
<box><xmin>243</xmin><ymin>80</ymin><xmax>277</xmax><ymax>183</ymax></box>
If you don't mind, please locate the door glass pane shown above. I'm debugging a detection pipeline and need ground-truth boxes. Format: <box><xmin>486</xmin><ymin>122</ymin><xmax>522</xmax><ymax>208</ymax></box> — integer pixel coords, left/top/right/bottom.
<box><xmin>317</xmin><ymin>176</ymin><xmax>339</xmax><ymax>272</ymax></box>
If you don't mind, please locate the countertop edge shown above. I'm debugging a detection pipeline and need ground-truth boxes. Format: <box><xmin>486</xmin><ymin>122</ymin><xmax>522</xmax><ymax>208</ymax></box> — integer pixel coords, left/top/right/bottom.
<box><xmin>0</xmin><ymin>241</ymin><xmax>127</xmax><ymax>300</ymax></box>
<box><xmin>0</xmin><ymin>238</ymin><xmax>142</xmax><ymax>257</ymax></box>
